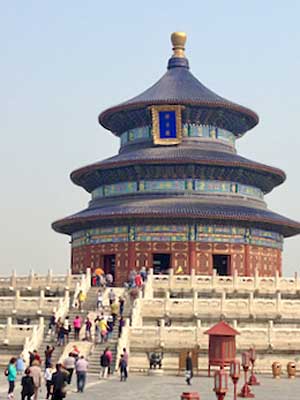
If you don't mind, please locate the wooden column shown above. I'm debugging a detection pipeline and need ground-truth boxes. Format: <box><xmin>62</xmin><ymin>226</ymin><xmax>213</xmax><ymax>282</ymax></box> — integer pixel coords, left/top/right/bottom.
<box><xmin>128</xmin><ymin>242</ymin><xmax>136</xmax><ymax>271</ymax></box>
<box><xmin>244</xmin><ymin>244</ymin><xmax>250</xmax><ymax>276</ymax></box>
<box><xmin>188</xmin><ymin>241</ymin><xmax>196</xmax><ymax>274</ymax></box>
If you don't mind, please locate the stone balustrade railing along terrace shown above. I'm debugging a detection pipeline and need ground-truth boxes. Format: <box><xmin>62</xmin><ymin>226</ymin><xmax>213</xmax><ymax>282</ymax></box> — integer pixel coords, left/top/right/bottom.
<box><xmin>144</xmin><ymin>269</ymin><xmax>300</xmax><ymax>297</ymax></box>
<box><xmin>0</xmin><ymin>269</ymin><xmax>83</xmax><ymax>291</ymax></box>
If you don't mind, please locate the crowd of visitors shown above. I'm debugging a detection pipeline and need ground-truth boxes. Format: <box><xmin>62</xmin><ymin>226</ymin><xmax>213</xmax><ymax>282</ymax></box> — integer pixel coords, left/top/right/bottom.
<box><xmin>4</xmin><ymin>273</ymin><xmax>139</xmax><ymax>398</ymax></box>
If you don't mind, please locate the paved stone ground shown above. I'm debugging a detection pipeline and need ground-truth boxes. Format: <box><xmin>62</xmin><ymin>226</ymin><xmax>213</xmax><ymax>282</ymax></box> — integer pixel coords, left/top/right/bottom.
<box><xmin>1</xmin><ymin>373</ymin><xmax>299</xmax><ymax>399</ymax></box>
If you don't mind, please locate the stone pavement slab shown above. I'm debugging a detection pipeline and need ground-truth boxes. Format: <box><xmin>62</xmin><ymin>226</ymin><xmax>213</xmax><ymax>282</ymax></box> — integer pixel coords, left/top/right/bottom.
<box><xmin>1</xmin><ymin>373</ymin><xmax>299</xmax><ymax>399</ymax></box>
<box><xmin>69</xmin><ymin>374</ymin><xmax>300</xmax><ymax>400</ymax></box>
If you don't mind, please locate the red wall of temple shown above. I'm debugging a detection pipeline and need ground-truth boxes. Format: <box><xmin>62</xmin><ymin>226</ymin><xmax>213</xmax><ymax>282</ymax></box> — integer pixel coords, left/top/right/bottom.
<box><xmin>71</xmin><ymin>241</ymin><xmax>282</xmax><ymax>285</ymax></box>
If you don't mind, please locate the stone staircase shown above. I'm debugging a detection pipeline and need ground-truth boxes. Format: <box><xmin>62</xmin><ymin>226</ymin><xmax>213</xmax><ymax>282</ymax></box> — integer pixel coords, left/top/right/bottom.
<box><xmin>87</xmin><ymin>323</ymin><xmax>120</xmax><ymax>375</ymax></box>
<box><xmin>39</xmin><ymin>288</ymin><xmax>100</xmax><ymax>366</ymax></box>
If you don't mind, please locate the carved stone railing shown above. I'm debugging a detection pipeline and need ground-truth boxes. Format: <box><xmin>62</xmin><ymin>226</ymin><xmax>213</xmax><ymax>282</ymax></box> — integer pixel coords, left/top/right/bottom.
<box><xmin>115</xmin><ymin>318</ymin><xmax>130</xmax><ymax>371</ymax></box>
<box><xmin>0</xmin><ymin>318</ymin><xmax>35</xmax><ymax>345</ymax></box>
<box><xmin>22</xmin><ymin>317</ymin><xmax>45</xmax><ymax>365</ymax></box>
<box><xmin>72</xmin><ymin>268</ymin><xmax>91</xmax><ymax>308</ymax></box>
<box><xmin>129</xmin><ymin>319</ymin><xmax>300</xmax><ymax>352</ymax></box>
<box><xmin>139</xmin><ymin>292</ymin><xmax>300</xmax><ymax>321</ymax></box>
<box><xmin>149</xmin><ymin>269</ymin><xmax>300</xmax><ymax>296</ymax></box>
<box><xmin>0</xmin><ymin>290</ymin><xmax>70</xmax><ymax>316</ymax></box>
<box><xmin>0</xmin><ymin>269</ymin><xmax>83</xmax><ymax>291</ymax></box>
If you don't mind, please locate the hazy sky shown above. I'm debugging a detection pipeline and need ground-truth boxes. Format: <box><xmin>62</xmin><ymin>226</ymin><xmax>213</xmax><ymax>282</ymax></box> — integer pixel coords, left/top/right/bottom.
<box><xmin>1</xmin><ymin>1</ymin><xmax>299</xmax><ymax>276</ymax></box>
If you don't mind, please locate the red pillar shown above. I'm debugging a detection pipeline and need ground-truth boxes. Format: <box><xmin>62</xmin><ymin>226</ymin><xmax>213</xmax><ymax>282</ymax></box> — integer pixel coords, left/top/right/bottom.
<box><xmin>244</xmin><ymin>244</ymin><xmax>250</xmax><ymax>276</ymax></box>
<box><xmin>128</xmin><ymin>242</ymin><xmax>136</xmax><ymax>271</ymax></box>
<box><xmin>188</xmin><ymin>241</ymin><xmax>196</xmax><ymax>274</ymax></box>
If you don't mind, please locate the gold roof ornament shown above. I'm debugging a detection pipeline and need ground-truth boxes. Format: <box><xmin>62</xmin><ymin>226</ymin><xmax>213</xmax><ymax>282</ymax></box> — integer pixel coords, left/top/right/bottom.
<box><xmin>171</xmin><ymin>31</ymin><xmax>187</xmax><ymax>58</ymax></box>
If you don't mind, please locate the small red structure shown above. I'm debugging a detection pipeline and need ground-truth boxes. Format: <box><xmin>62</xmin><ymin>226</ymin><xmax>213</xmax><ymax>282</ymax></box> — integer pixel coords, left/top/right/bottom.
<box><xmin>204</xmin><ymin>321</ymin><xmax>239</xmax><ymax>376</ymax></box>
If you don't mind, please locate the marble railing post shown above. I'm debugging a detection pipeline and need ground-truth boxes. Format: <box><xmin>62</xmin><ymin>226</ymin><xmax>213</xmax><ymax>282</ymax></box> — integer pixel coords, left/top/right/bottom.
<box><xmin>275</xmin><ymin>270</ymin><xmax>279</xmax><ymax>291</ymax></box>
<box><xmin>6</xmin><ymin>317</ymin><xmax>12</xmax><ymax>339</ymax></box>
<box><xmin>29</xmin><ymin>269</ymin><xmax>34</xmax><ymax>287</ymax></box>
<box><xmin>220</xmin><ymin>291</ymin><xmax>226</xmax><ymax>316</ymax></box>
<box><xmin>190</xmin><ymin>269</ymin><xmax>196</xmax><ymax>289</ymax></box>
<box><xmin>254</xmin><ymin>269</ymin><xmax>259</xmax><ymax>291</ymax></box>
<box><xmin>168</xmin><ymin>268</ymin><xmax>174</xmax><ymax>290</ymax></box>
<box><xmin>212</xmin><ymin>269</ymin><xmax>217</xmax><ymax>290</ymax></box>
<box><xmin>268</xmin><ymin>320</ymin><xmax>274</xmax><ymax>349</ymax></box>
<box><xmin>164</xmin><ymin>291</ymin><xmax>170</xmax><ymax>316</ymax></box>
<box><xmin>14</xmin><ymin>290</ymin><xmax>20</xmax><ymax>310</ymax></box>
<box><xmin>233</xmin><ymin>269</ymin><xmax>238</xmax><ymax>291</ymax></box>
<box><xmin>193</xmin><ymin>290</ymin><xmax>198</xmax><ymax>317</ymax></box>
<box><xmin>276</xmin><ymin>291</ymin><xmax>282</xmax><ymax>316</ymax></box>
<box><xmin>66</xmin><ymin>268</ymin><xmax>72</xmax><ymax>288</ymax></box>
<box><xmin>248</xmin><ymin>292</ymin><xmax>254</xmax><ymax>317</ymax></box>
<box><xmin>159</xmin><ymin>318</ymin><xmax>165</xmax><ymax>347</ymax></box>
<box><xmin>47</xmin><ymin>269</ymin><xmax>53</xmax><ymax>286</ymax></box>
<box><xmin>39</xmin><ymin>290</ymin><xmax>45</xmax><ymax>309</ymax></box>
<box><xmin>143</xmin><ymin>271</ymin><xmax>153</xmax><ymax>299</ymax></box>
<box><xmin>196</xmin><ymin>318</ymin><xmax>201</xmax><ymax>344</ymax></box>
<box><xmin>10</xmin><ymin>270</ymin><xmax>17</xmax><ymax>288</ymax></box>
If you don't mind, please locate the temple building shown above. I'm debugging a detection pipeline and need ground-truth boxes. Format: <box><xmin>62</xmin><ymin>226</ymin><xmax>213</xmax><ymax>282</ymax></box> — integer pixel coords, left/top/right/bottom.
<box><xmin>52</xmin><ymin>32</ymin><xmax>300</xmax><ymax>285</ymax></box>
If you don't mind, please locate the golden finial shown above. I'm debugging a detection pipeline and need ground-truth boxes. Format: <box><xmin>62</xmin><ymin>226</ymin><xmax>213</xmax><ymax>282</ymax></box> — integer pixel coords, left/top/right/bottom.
<box><xmin>171</xmin><ymin>31</ymin><xmax>187</xmax><ymax>58</ymax></box>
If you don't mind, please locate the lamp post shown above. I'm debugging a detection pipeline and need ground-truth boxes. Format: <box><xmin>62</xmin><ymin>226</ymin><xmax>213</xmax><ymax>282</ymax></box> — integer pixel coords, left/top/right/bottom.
<box><xmin>238</xmin><ymin>352</ymin><xmax>255</xmax><ymax>398</ymax></box>
<box><xmin>248</xmin><ymin>347</ymin><xmax>260</xmax><ymax>385</ymax></box>
<box><xmin>230</xmin><ymin>359</ymin><xmax>241</xmax><ymax>400</ymax></box>
<box><xmin>214</xmin><ymin>369</ymin><xmax>228</xmax><ymax>400</ymax></box>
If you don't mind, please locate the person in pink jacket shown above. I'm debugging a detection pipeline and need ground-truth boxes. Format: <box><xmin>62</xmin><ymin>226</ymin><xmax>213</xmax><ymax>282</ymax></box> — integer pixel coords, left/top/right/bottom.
<box><xmin>73</xmin><ymin>316</ymin><xmax>82</xmax><ymax>340</ymax></box>
<box><xmin>105</xmin><ymin>347</ymin><xmax>113</xmax><ymax>376</ymax></box>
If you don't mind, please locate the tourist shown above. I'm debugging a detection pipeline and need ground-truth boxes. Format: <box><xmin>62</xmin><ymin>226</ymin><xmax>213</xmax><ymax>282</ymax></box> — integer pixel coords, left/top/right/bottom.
<box><xmin>111</xmin><ymin>301</ymin><xmax>119</xmax><ymax>324</ymax></box>
<box><xmin>63</xmin><ymin>353</ymin><xmax>76</xmax><ymax>384</ymax></box>
<box><xmin>185</xmin><ymin>351</ymin><xmax>193</xmax><ymax>385</ymax></box>
<box><xmin>77</xmin><ymin>290</ymin><xmax>86</xmax><ymax>312</ymax></box>
<box><xmin>94</xmin><ymin>315</ymin><xmax>101</xmax><ymax>343</ymax></box>
<box><xmin>16</xmin><ymin>354</ymin><xmax>25</xmax><ymax>375</ymax></box>
<box><xmin>85</xmin><ymin>317</ymin><xmax>92</xmax><ymax>341</ymax></box>
<box><xmin>135</xmin><ymin>272</ymin><xmax>142</xmax><ymax>288</ymax></box>
<box><xmin>44</xmin><ymin>363</ymin><xmax>54</xmax><ymax>399</ymax></box>
<box><xmin>105</xmin><ymin>346</ymin><xmax>113</xmax><ymax>376</ymax></box>
<box><xmin>106</xmin><ymin>273</ymin><xmax>113</xmax><ymax>287</ymax></box>
<box><xmin>29</xmin><ymin>359</ymin><xmax>42</xmax><ymax>400</ymax></box>
<box><xmin>57</xmin><ymin>325</ymin><xmax>65</xmax><ymax>346</ymax></box>
<box><xmin>51</xmin><ymin>363</ymin><xmax>68</xmax><ymax>400</ymax></box>
<box><xmin>119</xmin><ymin>296</ymin><xmax>125</xmax><ymax>316</ymax></box>
<box><xmin>73</xmin><ymin>315</ymin><xmax>82</xmax><ymax>340</ymax></box>
<box><xmin>118</xmin><ymin>354</ymin><xmax>128</xmax><ymax>382</ymax></box>
<box><xmin>140</xmin><ymin>266</ymin><xmax>147</xmax><ymax>282</ymax></box>
<box><xmin>6</xmin><ymin>357</ymin><xmax>17</xmax><ymax>400</ymax></box>
<box><xmin>21</xmin><ymin>368</ymin><xmax>34</xmax><ymax>400</ymax></box>
<box><xmin>99</xmin><ymin>350</ymin><xmax>109</xmax><ymax>379</ymax></box>
<box><xmin>107</xmin><ymin>315</ymin><xmax>114</xmax><ymax>340</ymax></box>
<box><xmin>48</xmin><ymin>312</ymin><xmax>56</xmax><ymax>338</ymax></box>
<box><xmin>99</xmin><ymin>317</ymin><xmax>108</xmax><ymax>343</ymax></box>
<box><xmin>96</xmin><ymin>290</ymin><xmax>103</xmax><ymax>310</ymax></box>
<box><xmin>108</xmin><ymin>288</ymin><xmax>116</xmax><ymax>305</ymax></box>
<box><xmin>70</xmin><ymin>345</ymin><xmax>80</xmax><ymax>361</ymax></box>
<box><xmin>118</xmin><ymin>316</ymin><xmax>125</xmax><ymax>338</ymax></box>
<box><xmin>63</xmin><ymin>316</ymin><xmax>71</xmax><ymax>343</ymax></box>
<box><xmin>75</xmin><ymin>356</ymin><xmax>88</xmax><ymax>393</ymax></box>
<box><xmin>123</xmin><ymin>348</ymin><xmax>129</xmax><ymax>365</ymax></box>
<box><xmin>45</xmin><ymin>345</ymin><xmax>55</xmax><ymax>368</ymax></box>
<box><xmin>55</xmin><ymin>318</ymin><xmax>62</xmax><ymax>343</ymax></box>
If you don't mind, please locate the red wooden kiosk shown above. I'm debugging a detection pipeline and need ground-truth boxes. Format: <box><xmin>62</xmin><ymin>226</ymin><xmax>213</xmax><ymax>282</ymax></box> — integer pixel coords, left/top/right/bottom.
<box><xmin>204</xmin><ymin>321</ymin><xmax>239</xmax><ymax>376</ymax></box>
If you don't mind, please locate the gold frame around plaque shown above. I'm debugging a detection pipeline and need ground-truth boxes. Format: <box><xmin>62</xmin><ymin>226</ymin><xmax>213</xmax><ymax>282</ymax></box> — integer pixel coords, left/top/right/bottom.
<box><xmin>150</xmin><ymin>105</ymin><xmax>184</xmax><ymax>145</ymax></box>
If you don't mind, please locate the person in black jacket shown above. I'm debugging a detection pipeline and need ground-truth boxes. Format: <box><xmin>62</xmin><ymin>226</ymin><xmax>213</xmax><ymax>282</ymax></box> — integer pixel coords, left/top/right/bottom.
<box><xmin>185</xmin><ymin>351</ymin><xmax>193</xmax><ymax>385</ymax></box>
<box><xmin>51</xmin><ymin>364</ymin><xmax>68</xmax><ymax>400</ymax></box>
<box><xmin>21</xmin><ymin>368</ymin><xmax>34</xmax><ymax>400</ymax></box>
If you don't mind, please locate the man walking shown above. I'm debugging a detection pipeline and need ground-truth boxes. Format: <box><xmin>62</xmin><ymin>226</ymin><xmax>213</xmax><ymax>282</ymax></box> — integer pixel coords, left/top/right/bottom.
<box><xmin>75</xmin><ymin>356</ymin><xmax>88</xmax><ymax>393</ymax></box>
<box><xmin>185</xmin><ymin>351</ymin><xmax>193</xmax><ymax>385</ymax></box>
<box><xmin>51</xmin><ymin>364</ymin><xmax>68</xmax><ymax>400</ymax></box>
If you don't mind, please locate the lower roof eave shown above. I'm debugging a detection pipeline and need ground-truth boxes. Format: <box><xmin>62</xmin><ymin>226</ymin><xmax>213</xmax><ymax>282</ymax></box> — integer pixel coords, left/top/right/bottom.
<box><xmin>52</xmin><ymin>210</ymin><xmax>300</xmax><ymax>238</ymax></box>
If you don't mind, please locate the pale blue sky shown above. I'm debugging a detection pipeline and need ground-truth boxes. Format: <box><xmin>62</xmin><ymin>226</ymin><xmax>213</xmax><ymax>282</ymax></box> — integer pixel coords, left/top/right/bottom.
<box><xmin>1</xmin><ymin>1</ymin><xmax>299</xmax><ymax>276</ymax></box>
